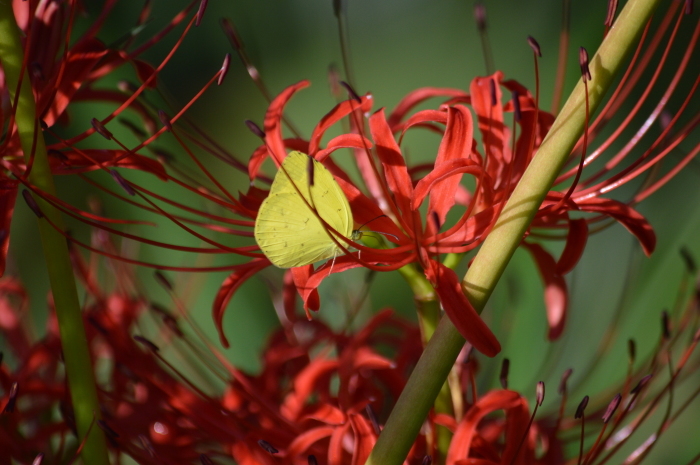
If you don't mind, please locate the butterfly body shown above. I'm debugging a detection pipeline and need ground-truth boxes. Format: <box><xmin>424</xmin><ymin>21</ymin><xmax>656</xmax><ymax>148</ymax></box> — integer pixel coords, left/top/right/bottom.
<box><xmin>254</xmin><ymin>152</ymin><xmax>356</xmax><ymax>268</ymax></box>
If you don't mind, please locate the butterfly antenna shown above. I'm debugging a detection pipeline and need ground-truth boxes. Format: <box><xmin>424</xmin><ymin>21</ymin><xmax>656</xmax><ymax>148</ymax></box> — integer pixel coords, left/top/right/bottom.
<box><xmin>356</xmin><ymin>214</ymin><xmax>387</xmax><ymax>230</ymax></box>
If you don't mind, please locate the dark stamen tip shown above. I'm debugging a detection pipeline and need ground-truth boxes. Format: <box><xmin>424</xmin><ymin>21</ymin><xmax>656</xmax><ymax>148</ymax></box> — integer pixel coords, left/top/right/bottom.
<box><xmin>218</xmin><ymin>54</ymin><xmax>231</xmax><ymax>85</ymax></box>
<box><xmin>602</xmin><ymin>393</ymin><xmax>621</xmax><ymax>423</ymax></box>
<box><xmin>574</xmin><ymin>395</ymin><xmax>589</xmax><ymax>419</ymax></box>
<box><xmin>430</xmin><ymin>211</ymin><xmax>441</xmax><ymax>232</ymax></box>
<box><xmin>30</xmin><ymin>62</ymin><xmax>44</xmax><ymax>81</ymax></box>
<box><xmin>158</xmin><ymin>110</ymin><xmax>172</xmax><ymax>132</ymax></box>
<box><xmin>32</xmin><ymin>453</ymin><xmax>44</xmax><ymax>465</ymax></box>
<box><xmin>245</xmin><ymin>120</ymin><xmax>266</xmax><ymax>139</ymax></box>
<box><xmin>196</xmin><ymin>0</ymin><xmax>208</xmax><ymax>26</ymax></box>
<box><xmin>512</xmin><ymin>90</ymin><xmax>521</xmax><ymax>122</ymax></box>
<box><xmin>3</xmin><ymin>382</ymin><xmax>18</xmax><ymax>413</ymax></box>
<box><xmin>98</xmin><ymin>419</ymin><xmax>120</xmax><ymax>439</ymax></box>
<box><xmin>489</xmin><ymin>78</ymin><xmax>497</xmax><ymax>106</ymax></box>
<box><xmin>154</xmin><ymin>271</ymin><xmax>173</xmax><ymax>291</ymax></box>
<box><xmin>340</xmin><ymin>81</ymin><xmax>362</xmax><ymax>104</ymax></box>
<box><xmin>422</xmin><ymin>455</ymin><xmax>433</xmax><ymax>465</ymax></box>
<box><xmin>499</xmin><ymin>358</ymin><xmax>510</xmax><ymax>389</ymax></box>
<box><xmin>628</xmin><ymin>339</ymin><xmax>636</xmax><ymax>362</ymax></box>
<box><xmin>680</xmin><ymin>247</ymin><xmax>697</xmax><ymax>273</ymax></box>
<box><xmin>332</xmin><ymin>0</ymin><xmax>343</xmax><ymax>18</ymax></box>
<box><xmin>631</xmin><ymin>374</ymin><xmax>653</xmax><ymax>394</ymax></box>
<box><xmin>308</xmin><ymin>455</ymin><xmax>318</xmax><ymax>465</ymax></box>
<box><xmin>110</xmin><ymin>169</ymin><xmax>136</xmax><ymax>196</ymax></box>
<box><xmin>579</xmin><ymin>47</ymin><xmax>591</xmax><ymax>81</ymax></box>
<box><xmin>22</xmin><ymin>190</ymin><xmax>44</xmax><ymax>218</ymax></box>
<box><xmin>220</xmin><ymin>18</ymin><xmax>243</xmax><ymax>50</ymax></box>
<box><xmin>139</xmin><ymin>435</ymin><xmax>156</xmax><ymax>457</ymax></box>
<box><xmin>200</xmin><ymin>454</ymin><xmax>215</xmax><ymax>465</ymax></box>
<box><xmin>39</xmin><ymin>119</ymin><xmax>48</xmax><ymax>130</ymax></box>
<box><xmin>661</xmin><ymin>310</ymin><xmax>671</xmax><ymax>340</ymax></box>
<box><xmin>536</xmin><ymin>381</ymin><xmax>545</xmax><ymax>406</ymax></box>
<box><xmin>91</xmin><ymin>118</ymin><xmax>113</xmax><ymax>140</ymax></box>
<box><xmin>474</xmin><ymin>2</ymin><xmax>487</xmax><ymax>31</ymax></box>
<box><xmin>527</xmin><ymin>36</ymin><xmax>541</xmax><ymax>57</ymax></box>
<box><xmin>558</xmin><ymin>368</ymin><xmax>573</xmax><ymax>394</ymax></box>
<box><xmin>605</xmin><ymin>0</ymin><xmax>618</xmax><ymax>27</ymax></box>
<box><xmin>685</xmin><ymin>0</ymin><xmax>693</xmax><ymax>14</ymax></box>
<box><xmin>693</xmin><ymin>327</ymin><xmax>700</xmax><ymax>342</ymax></box>
<box><xmin>257</xmin><ymin>439</ymin><xmax>278</xmax><ymax>454</ymax></box>
<box><xmin>133</xmin><ymin>335</ymin><xmax>160</xmax><ymax>352</ymax></box>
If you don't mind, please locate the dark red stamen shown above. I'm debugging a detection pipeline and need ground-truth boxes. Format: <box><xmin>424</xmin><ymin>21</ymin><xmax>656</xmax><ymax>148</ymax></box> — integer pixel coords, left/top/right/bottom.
<box><xmin>258</xmin><ymin>439</ymin><xmax>279</xmax><ymax>454</ymax></box>
<box><xmin>133</xmin><ymin>335</ymin><xmax>160</xmax><ymax>352</ymax></box>
<box><xmin>527</xmin><ymin>36</ymin><xmax>541</xmax><ymax>57</ymax></box>
<box><xmin>154</xmin><ymin>271</ymin><xmax>173</xmax><ymax>291</ymax></box>
<box><xmin>158</xmin><ymin>110</ymin><xmax>173</xmax><ymax>131</ymax></box>
<box><xmin>575</xmin><ymin>395</ymin><xmax>589</xmax><ymax>419</ymax></box>
<box><xmin>245</xmin><ymin>120</ymin><xmax>266</xmax><ymax>139</ymax></box>
<box><xmin>2</xmin><ymin>382</ymin><xmax>18</xmax><ymax>413</ymax></box>
<box><xmin>499</xmin><ymin>358</ymin><xmax>510</xmax><ymax>389</ymax></box>
<box><xmin>579</xmin><ymin>47</ymin><xmax>591</xmax><ymax>81</ymax></box>
<box><xmin>90</xmin><ymin>118</ymin><xmax>113</xmax><ymax>140</ymax></box>
<box><xmin>218</xmin><ymin>53</ymin><xmax>231</xmax><ymax>85</ymax></box>
<box><xmin>109</xmin><ymin>170</ymin><xmax>136</xmax><ymax>196</ymax></box>
<box><xmin>602</xmin><ymin>393</ymin><xmax>621</xmax><ymax>423</ymax></box>
<box><xmin>536</xmin><ymin>381</ymin><xmax>545</xmax><ymax>406</ymax></box>
<box><xmin>22</xmin><ymin>190</ymin><xmax>44</xmax><ymax>218</ymax></box>
<box><xmin>196</xmin><ymin>0</ymin><xmax>208</xmax><ymax>26</ymax></box>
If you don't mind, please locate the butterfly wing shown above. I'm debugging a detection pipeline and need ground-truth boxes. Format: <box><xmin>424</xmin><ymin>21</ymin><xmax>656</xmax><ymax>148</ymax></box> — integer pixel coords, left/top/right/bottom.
<box><xmin>254</xmin><ymin>152</ymin><xmax>354</xmax><ymax>268</ymax></box>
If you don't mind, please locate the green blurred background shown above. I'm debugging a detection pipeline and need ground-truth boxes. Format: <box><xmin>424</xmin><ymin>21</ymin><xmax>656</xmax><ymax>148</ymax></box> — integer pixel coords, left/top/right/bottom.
<box><xmin>5</xmin><ymin>0</ymin><xmax>700</xmax><ymax>462</ymax></box>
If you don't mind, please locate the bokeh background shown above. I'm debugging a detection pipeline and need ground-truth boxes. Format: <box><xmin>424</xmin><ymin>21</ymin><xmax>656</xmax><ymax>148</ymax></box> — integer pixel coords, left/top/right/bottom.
<box><xmin>5</xmin><ymin>0</ymin><xmax>700</xmax><ymax>462</ymax></box>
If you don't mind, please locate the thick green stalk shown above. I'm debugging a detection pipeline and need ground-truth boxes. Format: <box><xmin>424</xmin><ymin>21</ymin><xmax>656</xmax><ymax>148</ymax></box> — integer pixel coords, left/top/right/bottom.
<box><xmin>0</xmin><ymin>6</ymin><xmax>109</xmax><ymax>464</ymax></box>
<box><xmin>365</xmin><ymin>0</ymin><xmax>662</xmax><ymax>464</ymax></box>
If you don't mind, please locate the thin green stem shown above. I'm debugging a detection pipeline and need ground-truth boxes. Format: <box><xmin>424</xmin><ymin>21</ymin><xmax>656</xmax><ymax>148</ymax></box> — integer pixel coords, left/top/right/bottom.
<box><xmin>365</xmin><ymin>0</ymin><xmax>662</xmax><ymax>464</ymax></box>
<box><xmin>0</xmin><ymin>6</ymin><xmax>109</xmax><ymax>464</ymax></box>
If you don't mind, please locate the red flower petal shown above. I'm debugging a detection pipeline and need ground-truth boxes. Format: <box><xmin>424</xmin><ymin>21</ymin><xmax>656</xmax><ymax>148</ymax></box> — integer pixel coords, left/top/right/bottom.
<box><xmin>425</xmin><ymin>262</ymin><xmax>500</xmax><ymax>357</ymax></box>
<box><xmin>349</xmin><ymin>414</ymin><xmax>376</xmax><ymax>465</ymax></box>
<box><xmin>557</xmin><ymin>218</ymin><xmax>589</xmax><ymax>275</ymax></box>
<box><xmin>308</xmin><ymin>95</ymin><xmax>374</xmax><ymax>156</ymax></box>
<box><xmin>264</xmin><ymin>80</ymin><xmax>311</xmax><ymax>163</ymax></box>
<box><xmin>370</xmin><ymin>109</ymin><xmax>414</xmax><ymax>220</ymax></box>
<box><xmin>387</xmin><ymin>87</ymin><xmax>469</xmax><ymax>129</ymax></box>
<box><xmin>446</xmin><ymin>390</ymin><xmax>531</xmax><ymax>465</ymax></box>
<box><xmin>292</xmin><ymin>265</ymin><xmax>321</xmax><ymax>315</ymax></box>
<box><xmin>412</xmin><ymin>158</ymin><xmax>486</xmax><ymax>211</ymax></box>
<box><xmin>429</xmin><ymin>106</ymin><xmax>475</xmax><ymax>228</ymax></box>
<box><xmin>577</xmin><ymin>197</ymin><xmax>656</xmax><ymax>256</ymax></box>
<box><xmin>212</xmin><ymin>259</ymin><xmax>270</xmax><ymax>347</ymax></box>
<box><xmin>522</xmin><ymin>242</ymin><xmax>568</xmax><ymax>340</ymax></box>
<box><xmin>49</xmin><ymin>149</ymin><xmax>167</xmax><ymax>180</ymax></box>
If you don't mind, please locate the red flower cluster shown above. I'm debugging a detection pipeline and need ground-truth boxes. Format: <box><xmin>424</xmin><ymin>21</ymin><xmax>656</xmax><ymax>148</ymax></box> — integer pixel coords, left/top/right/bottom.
<box><xmin>2</xmin><ymin>245</ymin><xmax>698</xmax><ymax>464</ymax></box>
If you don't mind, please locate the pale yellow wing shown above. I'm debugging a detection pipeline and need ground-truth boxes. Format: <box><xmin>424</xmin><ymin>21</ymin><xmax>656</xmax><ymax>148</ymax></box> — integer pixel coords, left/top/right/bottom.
<box><xmin>254</xmin><ymin>152</ymin><xmax>354</xmax><ymax>268</ymax></box>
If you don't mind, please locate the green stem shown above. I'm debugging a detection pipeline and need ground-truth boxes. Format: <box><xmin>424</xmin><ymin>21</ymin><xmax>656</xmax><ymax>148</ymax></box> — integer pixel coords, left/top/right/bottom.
<box><xmin>365</xmin><ymin>0</ymin><xmax>662</xmax><ymax>463</ymax></box>
<box><xmin>0</xmin><ymin>6</ymin><xmax>109</xmax><ymax>464</ymax></box>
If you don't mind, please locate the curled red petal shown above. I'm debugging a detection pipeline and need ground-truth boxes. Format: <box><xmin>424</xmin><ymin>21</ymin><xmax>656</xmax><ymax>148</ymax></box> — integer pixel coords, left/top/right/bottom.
<box><xmin>315</xmin><ymin>134</ymin><xmax>374</xmax><ymax>162</ymax></box>
<box><xmin>412</xmin><ymin>159</ymin><xmax>485</xmax><ymax>211</ymax></box>
<box><xmin>308</xmin><ymin>95</ymin><xmax>374</xmax><ymax>156</ymax></box>
<box><xmin>292</xmin><ymin>265</ymin><xmax>320</xmax><ymax>315</ymax></box>
<box><xmin>212</xmin><ymin>259</ymin><xmax>270</xmax><ymax>347</ymax></box>
<box><xmin>350</xmin><ymin>414</ymin><xmax>376</xmax><ymax>465</ymax></box>
<box><xmin>370</xmin><ymin>109</ymin><xmax>414</xmax><ymax>218</ymax></box>
<box><xmin>49</xmin><ymin>149</ymin><xmax>167</xmax><ymax>180</ymax></box>
<box><xmin>425</xmin><ymin>262</ymin><xmax>500</xmax><ymax>357</ymax></box>
<box><xmin>522</xmin><ymin>242</ymin><xmax>568</xmax><ymax>340</ymax></box>
<box><xmin>557</xmin><ymin>218</ymin><xmax>589</xmax><ymax>275</ymax></box>
<box><xmin>577</xmin><ymin>197</ymin><xmax>656</xmax><ymax>256</ymax></box>
<box><xmin>284</xmin><ymin>426</ymin><xmax>337</xmax><ymax>459</ymax></box>
<box><xmin>446</xmin><ymin>390</ymin><xmax>531</xmax><ymax>465</ymax></box>
<box><xmin>248</xmin><ymin>138</ymin><xmax>310</xmax><ymax>180</ymax></box>
<box><xmin>264</xmin><ymin>80</ymin><xmax>310</xmax><ymax>163</ymax></box>
<box><xmin>429</xmin><ymin>106</ymin><xmax>475</xmax><ymax>227</ymax></box>
<box><xmin>387</xmin><ymin>87</ymin><xmax>469</xmax><ymax>129</ymax></box>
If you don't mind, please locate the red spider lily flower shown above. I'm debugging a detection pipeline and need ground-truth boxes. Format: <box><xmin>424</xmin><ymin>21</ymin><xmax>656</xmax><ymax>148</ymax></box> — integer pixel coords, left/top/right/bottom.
<box><xmin>0</xmin><ymin>0</ymin><xmax>207</xmax><ymax>276</ymax></box>
<box><xmin>206</xmin><ymin>2</ymin><xmax>699</xmax><ymax>351</ymax></box>
<box><xmin>2</xmin><ymin>245</ymin><xmax>698</xmax><ymax>464</ymax></box>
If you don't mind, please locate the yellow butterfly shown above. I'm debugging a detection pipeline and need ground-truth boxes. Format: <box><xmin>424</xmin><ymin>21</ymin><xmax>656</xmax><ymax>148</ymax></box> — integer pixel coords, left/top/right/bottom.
<box><xmin>254</xmin><ymin>151</ymin><xmax>360</xmax><ymax>268</ymax></box>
